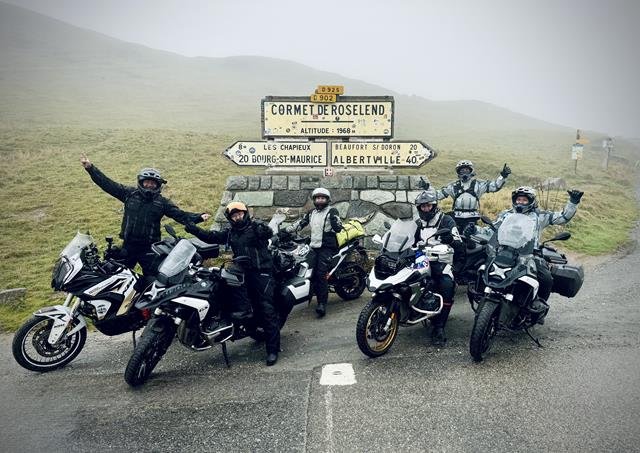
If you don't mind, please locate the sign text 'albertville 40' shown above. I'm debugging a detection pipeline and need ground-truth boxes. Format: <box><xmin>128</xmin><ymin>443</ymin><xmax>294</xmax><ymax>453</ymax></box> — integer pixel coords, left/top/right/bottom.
<box><xmin>331</xmin><ymin>141</ymin><xmax>435</xmax><ymax>167</ymax></box>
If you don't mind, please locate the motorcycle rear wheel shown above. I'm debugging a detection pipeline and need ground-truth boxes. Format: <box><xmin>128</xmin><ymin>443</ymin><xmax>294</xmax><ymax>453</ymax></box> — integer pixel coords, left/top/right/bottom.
<box><xmin>469</xmin><ymin>300</ymin><xmax>500</xmax><ymax>362</ymax></box>
<box><xmin>124</xmin><ymin>319</ymin><xmax>175</xmax><ymax>387</ymax></box>
<box><xmin>12</xmin><ymin>316</ymin><xmax>87</xmax><ymax>372</ymax></box>
<box><xmin>334</xmin><ymin>263</ymin><xmax>366</xmax><ymax>300</ymax></box>
<box><xmin>356</xmin><ymin>300</ymin><xmax>398</xmax><ymax>357</ymax></box>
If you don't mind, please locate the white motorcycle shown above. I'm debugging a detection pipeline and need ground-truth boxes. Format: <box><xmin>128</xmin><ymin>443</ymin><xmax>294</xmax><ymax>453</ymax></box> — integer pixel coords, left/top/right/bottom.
<box><xmin>355</xmin><ymin>219</ymin><xmax>452</xmax><ymax>357</ymax></box>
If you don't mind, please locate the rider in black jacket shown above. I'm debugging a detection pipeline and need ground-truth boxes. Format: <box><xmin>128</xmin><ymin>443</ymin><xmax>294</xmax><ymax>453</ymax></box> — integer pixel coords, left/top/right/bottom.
<box><xmin>185</xmin><ymin>202</ymin><xmax>281</xmax><ymax>366</ymax></box>
<box><xmin>81</xmin><ymin>154</ymin><xmax>209</xmax><ymax>278</ymax></box>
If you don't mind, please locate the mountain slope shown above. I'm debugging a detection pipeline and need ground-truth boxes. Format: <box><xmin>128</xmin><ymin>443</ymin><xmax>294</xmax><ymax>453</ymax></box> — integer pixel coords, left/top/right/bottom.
<box><xmin>0</xmin><ymin>1</ymin><xmax>567</xmax><ymax>137</ymax></box>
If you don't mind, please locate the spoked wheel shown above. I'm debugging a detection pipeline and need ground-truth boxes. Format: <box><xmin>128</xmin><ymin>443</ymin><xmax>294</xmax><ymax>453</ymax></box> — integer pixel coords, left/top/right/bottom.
<box><xmin>12</xmin><ymin>316</ymin><xmax>87</xmax><ymax>372</ymax></box>
<box><xmin>334</xmin><ymin>263</ymin><xmax>366</xmax><ymax>300</ymax></box>
<box><xmin>469</xmin><ymin>300</ymin><xmax>500</xmax><ymax>362</ymax></box>
<box><xmin>356</xmin><ymin>300</ymin><xmax>398</xmax><ymax>357</ymax></box>
<box><xmin>124</xmin><ymin>318</ymin><xmax>175</xmax><ymax>387</ymax></box>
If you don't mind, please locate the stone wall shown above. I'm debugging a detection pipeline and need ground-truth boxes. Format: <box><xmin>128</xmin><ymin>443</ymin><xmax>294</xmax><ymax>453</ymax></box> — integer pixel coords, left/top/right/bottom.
<box><xmin>215</xmin><ymin>175</ymin><xmax>427</xmax><ymax>248</ymax></box>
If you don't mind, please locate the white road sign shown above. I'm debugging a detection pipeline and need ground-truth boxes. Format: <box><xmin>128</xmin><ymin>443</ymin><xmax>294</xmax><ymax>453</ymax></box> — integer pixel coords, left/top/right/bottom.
<box><xmin>224</xmin><ymin>141</ymin><xmax>327</xmax><ymax>166</ymax></box>
<box><xmin>331</xmin><ymin>141</ymin><xmax>435</xmax><ymax>167</ymax></box>
<box><xmin>262</xmin><ymin>96</ymin><xmax>394</xmax><ymax>138</ymax></box>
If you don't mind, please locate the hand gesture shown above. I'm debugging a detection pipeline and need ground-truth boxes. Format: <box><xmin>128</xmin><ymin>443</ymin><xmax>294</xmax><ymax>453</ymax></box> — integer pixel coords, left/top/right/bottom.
<box><xmin>200</xmin><ymin>213</ymin><xmax>211</xmax><ymax>221</ymax></box>
<box><xmin>80</xmin><ymin>153</ymin><xmax>92</xmax><ymax>169</ymax></box>
<box><xmin>500</xmin><ymin>163</ymin><xmax>511</xmax><ymax>178</ymax></box>
<box><xmin>567</xmin><ymin>189</ymin><xmax>584</xmax><ymax>204</ymax></box>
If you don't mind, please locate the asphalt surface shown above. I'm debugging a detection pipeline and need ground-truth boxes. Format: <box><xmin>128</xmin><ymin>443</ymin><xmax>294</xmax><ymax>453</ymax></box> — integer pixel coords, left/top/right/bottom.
<box><xmin>2</xmin><ymin>224</ymin><xmax>639</xmax><ymax>452</ymax></box>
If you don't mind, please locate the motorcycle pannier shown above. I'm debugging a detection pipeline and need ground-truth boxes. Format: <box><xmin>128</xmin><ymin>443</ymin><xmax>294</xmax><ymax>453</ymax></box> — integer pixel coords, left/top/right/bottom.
<box><xmin>336</xmin><ymin>219</ymin><xmax>365</xmax><ymax>247</ymax></box>
<box><xmin>550</xmin><ymin>264</ymin><xmax>584</xmax><ymax>298</ymax></box>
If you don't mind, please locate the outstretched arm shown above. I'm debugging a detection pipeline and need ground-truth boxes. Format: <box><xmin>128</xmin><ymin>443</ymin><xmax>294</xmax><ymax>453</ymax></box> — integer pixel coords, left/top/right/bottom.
<box><xmin>184</xmin><ymin>222</ymin><xmax>227</xmax><ymax>244</ymax></box>
<box><xmin>164</xmin><ymin>199</ymin><xmax>208</xmax><ymax>225</ymax></box>
<box><xmin>81</xmin><ymin>154</ymin><xmax>132</xmax><ymax>202</ymax></box>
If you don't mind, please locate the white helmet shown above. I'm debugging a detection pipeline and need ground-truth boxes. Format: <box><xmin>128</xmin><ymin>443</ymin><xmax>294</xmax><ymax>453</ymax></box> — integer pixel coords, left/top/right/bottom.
<box><xmin>312</xmin><ymin>187</ymin><xmax>331</xmax><ymax>209</ymax></box>
<box><xmin>455</xmin><ymin>160</ymin><xmax>475</xmax><ymax>182</ymax></box>
<box><xmin>512</xmin><ymin>186</ymin><xmax>538</xmax><ymax>213</ymax></box>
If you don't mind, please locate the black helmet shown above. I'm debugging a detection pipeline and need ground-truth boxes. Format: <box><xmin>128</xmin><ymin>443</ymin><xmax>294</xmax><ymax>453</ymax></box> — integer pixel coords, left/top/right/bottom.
<box><xmin>415</xmin><ymin>189</ymin><xmax>439</xmax><ymax>221</ymax></box>
<box><xmin>511</xmin><ymin>186</ymin><xmax>538</xmax><ymax>213</ymax></box>
<box><xmin>312</xmin><ymin>187</ymin><xmax>331</xmax><ymax>210</ymax></box>
<box><xmin>455</xmin><ymin>160</ymin><xmax>475</xmax><ymax>183</ymax></box>
<box><xmin>224</xmin><ymin>201</ymin><xmax>250</xmax><ymax>229</ymax></box>
<box><xmin>137</xmin><ymin>167</ymin><xmax>166</xmax><ymax>196</ymax></box>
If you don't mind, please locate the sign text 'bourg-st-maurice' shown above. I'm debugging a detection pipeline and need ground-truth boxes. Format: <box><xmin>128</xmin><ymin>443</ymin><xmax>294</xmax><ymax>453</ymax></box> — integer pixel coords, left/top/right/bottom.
<box><xmin>225</xmin><ymin>141</ymin><xmax>327</xmax><ymax>166</ymax></box>
<box><xmin>262</xmin><ymin>96</ymin><xmax>394</xmax><ymax>138</ymax></box>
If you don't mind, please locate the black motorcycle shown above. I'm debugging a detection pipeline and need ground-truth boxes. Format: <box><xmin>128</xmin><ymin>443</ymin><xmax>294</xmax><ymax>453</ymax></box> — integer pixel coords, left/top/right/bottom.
<box><xmin>469</xmin><ymin>214</ymin><xmax>584</xmax><ymax>362</ymax></box>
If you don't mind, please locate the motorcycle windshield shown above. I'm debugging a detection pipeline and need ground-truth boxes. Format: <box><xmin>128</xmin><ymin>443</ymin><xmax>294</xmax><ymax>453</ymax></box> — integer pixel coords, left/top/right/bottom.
<box><xmin>382</xmin><ymin>219</ymin><xmax>417</xmax><ymax>253</ymax></box>
<box><xmin>497</xmin><ymin>214</ymin><xmax>536</xmax><ymax>253</ymax></box>
<box><xmin>157</xmin><ymin>239</ymin><xmax>196</xmax><ymax>278</ymax></box>
<box><xmin>60</xmin><ymin>232</ymin><xmax>94</xmax><ymax>258</ymax></box>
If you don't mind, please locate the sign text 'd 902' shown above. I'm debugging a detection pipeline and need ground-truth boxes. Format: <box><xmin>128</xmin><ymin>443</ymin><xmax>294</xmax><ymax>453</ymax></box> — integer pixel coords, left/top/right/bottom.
<box><xmin>262</xmin><ymin>96</ymin><xmax>393</xmax><ymax>138</ymax></box>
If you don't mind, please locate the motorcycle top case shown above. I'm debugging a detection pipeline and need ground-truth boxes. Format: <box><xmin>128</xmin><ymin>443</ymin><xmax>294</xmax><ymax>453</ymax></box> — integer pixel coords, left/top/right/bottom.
<box><xmin>550</xmin><ymin>263</ymin><xmax>584</xmax><ymax>298</ymax></box>
<box><xmin>336</xmin><ymin>219</ymin><xmax>365</xmax><ymax>247</ymax></box>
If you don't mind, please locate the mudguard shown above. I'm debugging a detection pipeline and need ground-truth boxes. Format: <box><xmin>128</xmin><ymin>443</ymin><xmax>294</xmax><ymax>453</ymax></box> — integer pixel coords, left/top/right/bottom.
<box><xmin>34</xmin><ymin>305</ymin><xmax>87</xmax><ymax>345</ymax></box>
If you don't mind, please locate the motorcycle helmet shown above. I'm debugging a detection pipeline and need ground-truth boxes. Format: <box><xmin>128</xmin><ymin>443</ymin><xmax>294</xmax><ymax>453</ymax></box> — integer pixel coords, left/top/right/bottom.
<box><xmin>455</xmin><ymin>160</ymin><xmax>475</xmax><ymax>183</ymax></box>
<box><xmin>415</xmin><ymin>188</ymin><xmax>439</xmax><ymax>222</ymax></box>
<box><xmin>137</xmin><ymin>167</ymin><xmax>166</xmax><ymax>196</ymax></box>
<box><xmin>511</xmin><ymin>186</ymin><xmax>538</xmax><ymax>213</ymax></box>
<box><xmin>312</xmin><ymin>187</ymin><xmax>331</xmax><ymax>210</ymax></box>
<box><xmin>224</xmin><ymin>201</ymin><xmax>250</xmax><ymax>229</ymax></box>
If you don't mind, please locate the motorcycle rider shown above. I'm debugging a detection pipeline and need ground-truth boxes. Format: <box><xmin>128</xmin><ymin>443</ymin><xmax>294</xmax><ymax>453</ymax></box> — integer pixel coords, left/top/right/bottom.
<box><xmin>436</xmin><ymin>160</ymin><xmax>511</xmax><ymax>232</ymax></box>
<box><xmin>80</xmin><ymin>154</ymin><xmax>210</xmax><ymax>282</ymax></box>
<box><xmin>472</xmin><ymin>186</ymin><xmax>584</xmax><ymax>323</ymax></box>
<box><xmin>282</xmin><ymin>188</ymin><xmax>343</xmax><ymax>318</ymax></box>
<box><xmin>185</xmin><ymin>202</ymin><xmax>281</xmax><ymax>366</ymax></box>
<box><xmin>413</xmin><ymin>188</ymin><xmax>465</xmax><ymax>346</ymax></box>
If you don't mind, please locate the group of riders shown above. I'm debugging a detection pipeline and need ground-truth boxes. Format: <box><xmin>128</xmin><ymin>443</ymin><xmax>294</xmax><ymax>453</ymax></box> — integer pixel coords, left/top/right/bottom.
<box><xmin>80</xmin><ymin>154</ymin><xmax>584</xmax><ymax>366</ymax></box>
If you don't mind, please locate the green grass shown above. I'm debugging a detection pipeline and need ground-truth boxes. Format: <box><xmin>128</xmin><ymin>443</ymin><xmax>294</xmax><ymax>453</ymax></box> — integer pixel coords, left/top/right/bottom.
<box><xmin>0</xmin><ymin>127</ymin><xmax>637</xmax><ymax>331</ymax></box>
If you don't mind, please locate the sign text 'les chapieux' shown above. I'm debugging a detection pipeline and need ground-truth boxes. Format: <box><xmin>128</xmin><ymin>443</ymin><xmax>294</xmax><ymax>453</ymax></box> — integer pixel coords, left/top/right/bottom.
<box><xmin>225</xmin><ymin>141</ymin><xmax>327</xmax><ymax>166</ymax></box>
<box><xmin>262</xmin><ymin>96</ymin><xmax>394</xmax><ymax>138</ymax></box>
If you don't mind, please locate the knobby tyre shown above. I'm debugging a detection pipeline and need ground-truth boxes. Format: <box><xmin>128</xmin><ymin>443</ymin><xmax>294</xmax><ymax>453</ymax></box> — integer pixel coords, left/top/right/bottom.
<box><xmin>12</xmin><ymin>316</ymin><xmax>87</xmax><ymax>372</ymax></box>
<box><xmin>469</xmin><ymin>300</ymin><xmax>500</xmax><ymax>362</ymax></box>
<box><xmin>334</xmin><ymin>263</ymin><xmax>366</xmax><ymax>300</ymax></box>
<box><xmin>124</xmin><ymin>318</ymin><xmax>175</xmax><ymax>387</ymax></box>
<box><xmin>356</xmin><ymin>300</ymin><xmax>398</xmax><ymax>357</ymax></box>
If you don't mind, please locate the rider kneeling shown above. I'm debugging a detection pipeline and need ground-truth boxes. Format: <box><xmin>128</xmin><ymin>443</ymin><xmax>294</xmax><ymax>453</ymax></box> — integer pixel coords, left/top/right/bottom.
<box><xmin>413</xmin><ymin>189</ymin><xmax>464</xmax><ymax>346</ymax></box>
<box><xmin>185</xmin><ymin>202</ymin><xmax>281</xmax><ymax>366</ymax></box>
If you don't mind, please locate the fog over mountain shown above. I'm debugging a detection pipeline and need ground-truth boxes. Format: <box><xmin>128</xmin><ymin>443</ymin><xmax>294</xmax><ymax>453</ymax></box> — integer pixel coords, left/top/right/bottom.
<box><xmin>0</xmin><ymin>1</ymin><xmax>576</xmax><ymax>142</ymax></box>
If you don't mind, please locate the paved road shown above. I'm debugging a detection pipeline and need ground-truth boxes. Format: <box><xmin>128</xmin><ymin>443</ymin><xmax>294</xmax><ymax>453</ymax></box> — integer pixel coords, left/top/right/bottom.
<box><xmin>2</xmin><ymin>227</ymin><xmax>639</xmax><ymax>452</ymax></box>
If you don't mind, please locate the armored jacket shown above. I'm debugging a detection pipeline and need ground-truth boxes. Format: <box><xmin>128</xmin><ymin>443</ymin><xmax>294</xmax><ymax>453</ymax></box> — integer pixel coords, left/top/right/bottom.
<box><xmin>436</xmin><ymin>174</ymin><xmax>507</xmax><ymax>219</ymax></box>
<box><xmin>86</xmin><ymin>166</ymin><xmax>204</xmax><ymax>245</ymax></box>
<box><xmin>493</xmin><ymin>200</ymin><xmax>578</xmax><ymax>247</ymax></box>
<box><xmin>286</xmin><ymin>207</ymin><xmax>343</xmax><ymax>249</ymax></box>
<box><xmin>185</xmin><ymin>220</ymin><xmax>274</xmax><ymax>271</ymax></box>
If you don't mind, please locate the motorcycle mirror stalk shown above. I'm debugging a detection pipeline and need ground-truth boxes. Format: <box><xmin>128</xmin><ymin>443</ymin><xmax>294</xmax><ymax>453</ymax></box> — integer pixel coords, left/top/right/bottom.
<box><xmin>480</xmin><ymin>215</ymin><xmax>497</xmax><ymax>231</ymax></box>
<box><xmin>543</xmin><ymin>231</ymin><xmax>571</xmax><ymax>245</ymax></box>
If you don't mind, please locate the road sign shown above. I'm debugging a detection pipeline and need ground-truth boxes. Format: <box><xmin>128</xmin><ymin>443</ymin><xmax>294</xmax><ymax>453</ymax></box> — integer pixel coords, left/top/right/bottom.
<box><xmin>316</xmin><ymin>85</ymin><xmax>344</xmax><ymax>95</ymax></box>
<box><xmin>262</xmin><ymin>96</ymin><xmax>394</xmax><ymax>138</ymax></box>
<box><xmin>310</xmin><ymin>93</ymin><xmax>337</xmax><ymax>103</ymax></box>
<box><xmin>331</xmin><ymin>141</ymin><xmax>435</xmax><ymax>167</ymax></box>
<box><xmin>571</xmin><ymin>143</ymin><xmax>584</xmax><ymax>160</ymax></box>
<box><xmin>224</xmin><ymin>141</ymin><xmax>327</xmax><ymax>166</ymax></box>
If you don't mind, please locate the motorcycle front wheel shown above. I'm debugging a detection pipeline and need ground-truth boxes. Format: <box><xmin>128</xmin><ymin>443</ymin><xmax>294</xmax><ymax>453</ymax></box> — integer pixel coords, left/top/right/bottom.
<box><xmin>469</xmin><ymin>300</ymin><xmax>500</xmax><ymax>362</ymax></box>
<box><xmin>334</xmin><ymin>263</ymin><xmax>366</xmax><ymax>300</ymax></box>
<box><xmin>124</xmin><ymin>318</ymin><xmax>175</xmax><ymax>387</ymax></box>
<box><xmin>356</xmin><ymin>300</ymin><xmax>398</xmax><ymax>357</ymax></box>
<box><xmin>12</xmin><ymin>316</ymin><xmax>87</xmax><ymax>372</ymax></box>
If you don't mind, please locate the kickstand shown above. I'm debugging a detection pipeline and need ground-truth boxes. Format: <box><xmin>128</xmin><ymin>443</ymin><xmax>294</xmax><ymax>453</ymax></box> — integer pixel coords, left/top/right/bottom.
<box><xmin>221</xmin><ymin>342</ymin><xmax>231</xmax><ymax>368</ymax></box>
<box><xmin>132</xmin><ymin>330</ymin><xmax>137</xmax><ymax>349</ymax></box>
<box><xmin>524</xmin><ymin>327</ymin><xmax>543</xmax><ymax>348</ymax></box>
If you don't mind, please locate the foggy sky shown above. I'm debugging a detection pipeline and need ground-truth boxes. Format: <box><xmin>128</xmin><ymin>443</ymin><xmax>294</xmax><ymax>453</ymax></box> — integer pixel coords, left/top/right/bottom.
<box><xmin>5</xmin><ymin>0</ymin><xmax>640</xmax><ymax>138</ymax></box>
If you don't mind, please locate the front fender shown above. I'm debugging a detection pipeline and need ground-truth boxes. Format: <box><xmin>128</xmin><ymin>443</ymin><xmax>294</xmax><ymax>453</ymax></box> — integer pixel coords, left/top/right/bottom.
<box><xmin>34</xmin><ymin>305</ymin><xmax>86</xmax><ymax>345</ymax></box>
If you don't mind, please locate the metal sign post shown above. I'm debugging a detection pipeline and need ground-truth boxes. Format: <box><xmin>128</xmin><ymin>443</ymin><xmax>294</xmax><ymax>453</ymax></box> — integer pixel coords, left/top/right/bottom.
<box><xmin>571</xmin><ymin>143</ymin><xmax>583</xmax><ymax>174</ymax></box>
<box><xmin>602</xmin><ymin>137</ymin><xmax>614</xmax><ymax>170</ymax></box>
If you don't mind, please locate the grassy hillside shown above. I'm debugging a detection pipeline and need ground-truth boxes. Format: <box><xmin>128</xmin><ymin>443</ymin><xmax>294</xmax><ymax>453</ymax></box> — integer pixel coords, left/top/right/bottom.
<box><xmin>0</xmin><ymin>126</ymin><xmax>637</xmax><ymax>331</ymax></box>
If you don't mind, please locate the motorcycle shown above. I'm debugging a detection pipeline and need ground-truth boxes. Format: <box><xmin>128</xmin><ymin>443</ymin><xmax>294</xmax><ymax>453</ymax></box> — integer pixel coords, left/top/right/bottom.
<box><xmin>468</xmin><ymin>214</ymin><xmax>584</xmax><ymax>362</ymax></box>
<box><xmin>124</xmin><ymin>223</ymin><xmax>314</xmax><ymax>386</ymax></box>
<box><xmin>355</xmin><ymin>218</ymin><xmax>452</xmax><ymax>357</ymax></box>
<box><xmin>11</xmin><ymin>230</ymin><xmax>211</xmax><ymax>372</ymax></box>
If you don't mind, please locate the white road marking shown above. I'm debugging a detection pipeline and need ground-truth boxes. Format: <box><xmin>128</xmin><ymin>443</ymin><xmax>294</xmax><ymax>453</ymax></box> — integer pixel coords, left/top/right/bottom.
<box><xmin>319</xmin><ymin>363</ymin><xmax>356</xmax><ymax>386</ymax></box>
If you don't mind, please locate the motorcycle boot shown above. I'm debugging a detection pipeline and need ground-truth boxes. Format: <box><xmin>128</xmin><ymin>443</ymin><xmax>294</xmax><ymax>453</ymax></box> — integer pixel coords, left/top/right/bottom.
<box><xmin>315</xmin><ymin>302</ymin><xmax>326</xmax><ymax>318</ymax></box>
<box><xmin>430</xmin><ymin>301</ymin><xmax>453</xmax><ymax>346</ymax></box>
<box><xmin>266</xmin><ymin>352</ymin><xmax>278</xmax><ymax>366</ymax></box>
<box><xmin>529</xmin><ymin>298</ymin><xmax>549</xmax><ymax>325</ymax></box>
